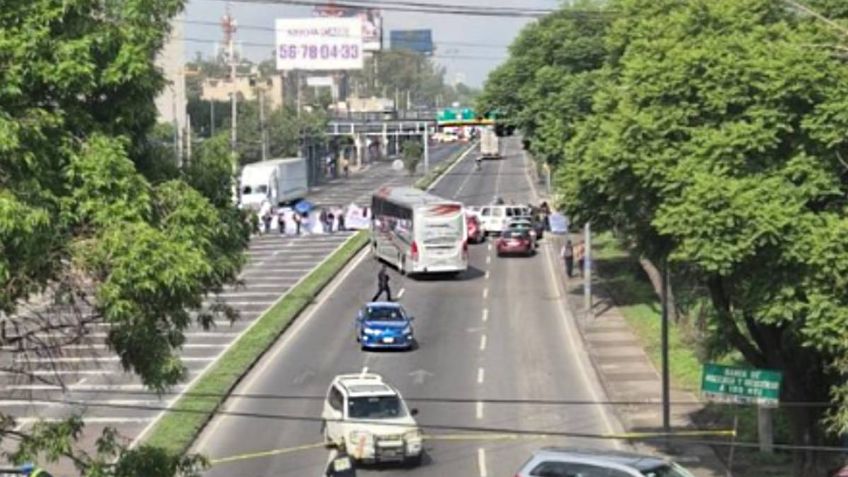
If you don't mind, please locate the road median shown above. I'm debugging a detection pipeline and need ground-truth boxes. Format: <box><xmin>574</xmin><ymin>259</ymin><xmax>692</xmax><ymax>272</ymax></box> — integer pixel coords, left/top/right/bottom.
<box><xmin>143</xmin><ymin>230</ymin><xmax>370</xmax><ymax>456</ymax></box>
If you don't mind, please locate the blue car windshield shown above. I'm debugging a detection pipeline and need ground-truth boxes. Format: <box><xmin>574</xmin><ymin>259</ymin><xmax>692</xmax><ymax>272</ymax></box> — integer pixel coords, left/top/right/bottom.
<box><xmin>366</xmin><ymin>307</ymin><xmax>405</xmax><ymax>322</ymax></box>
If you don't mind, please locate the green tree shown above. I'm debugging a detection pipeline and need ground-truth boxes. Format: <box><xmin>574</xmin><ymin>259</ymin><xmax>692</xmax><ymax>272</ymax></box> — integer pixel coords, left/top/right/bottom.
<box><xmin>553</xmin><ymin>0</ymin><xmax>848</xmax><ymax>474</ymax></box>
<box><xmin>402</xmin><ymin>140</ymin><xmax>423</xmax><ymax>175</ymax></box>
<box><xmin>0</xmin><ymin>0</ymin><xmax>248</xmax><ymax>473</ymax></box>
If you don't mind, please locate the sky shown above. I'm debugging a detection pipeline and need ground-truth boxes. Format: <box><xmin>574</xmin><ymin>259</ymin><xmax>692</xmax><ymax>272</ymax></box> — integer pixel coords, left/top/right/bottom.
<box><xmin>182</xmin><ymin>0</ymin><xmax>561</xmax><ymax>87</ymax></box>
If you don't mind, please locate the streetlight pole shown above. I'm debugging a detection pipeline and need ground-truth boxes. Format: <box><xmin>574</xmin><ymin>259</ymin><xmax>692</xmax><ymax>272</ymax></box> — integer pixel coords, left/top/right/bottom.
<box><xmin>661</xmin><ymin>258</ymin><xmax>671</xmax><ymax>433</ymax></box>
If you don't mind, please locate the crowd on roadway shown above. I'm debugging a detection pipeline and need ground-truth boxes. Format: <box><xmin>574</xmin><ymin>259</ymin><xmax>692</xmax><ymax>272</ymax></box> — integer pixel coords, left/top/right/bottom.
<box><xmin>250</xmin><ymin>199</ymin><xmax>372</xmax><ymax>237</ymax></box>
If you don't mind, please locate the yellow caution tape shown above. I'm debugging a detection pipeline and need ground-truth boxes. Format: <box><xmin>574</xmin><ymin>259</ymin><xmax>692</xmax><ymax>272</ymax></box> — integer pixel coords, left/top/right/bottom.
<box><xmin>209</xmin><ymin>442</ymin><xmax>326</xmax><ymax>466</ymax></box>
<box><xmin>208</xmin><ymin>429</ymin><xmax>737</xmax><ymax>466</ymax></box>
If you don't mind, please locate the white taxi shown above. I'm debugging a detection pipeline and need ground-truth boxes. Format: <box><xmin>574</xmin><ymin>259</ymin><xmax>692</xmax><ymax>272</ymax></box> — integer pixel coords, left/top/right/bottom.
<box><xmin>322</xmin><ymin>373</ymin><xmax>424</xmax><ymax>465</ymax></box>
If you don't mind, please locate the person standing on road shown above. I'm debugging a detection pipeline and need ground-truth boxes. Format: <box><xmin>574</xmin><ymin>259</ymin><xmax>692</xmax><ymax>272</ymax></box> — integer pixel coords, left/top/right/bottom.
<box><xmin>561</xmin><ymin>240</ymin><xmax>575</xmax><ymax>278</ymax></box>
<box><xmin>342</xmin><ymin>157</ymin><xmax>350</xmax><ymax>178</ymax></box>
<box><xmin>372</xmin><ymin>264</ymin><xmax>392</xmax><ymax>301</ymax></box>
<box><xmin>337</xmin><ymin>208</ymin><xmax>346</xmax><ymax>231</ymax></box>
<box><xmin>575</xmin><ymin>241</ymin><xmax>586</xmax><ymax>277</ymax></box>
<box><xmin>294</xmin><ymin>212</ymin><xmax>302</xmax><ymax>235</ymax></box>
<box><xmin>327</xmin><ymin>210</ymin><xmax>335</xmax><ymax>233</ymax></box>
<box><xmin>277</xmin><ymin>209</ymin><xmax>286</xmax><ymax>235</ymax></box>
<box><xmin>325</xmin><ymin>447</ymin><xmax>356</xmax><ymax>477</ymax></box>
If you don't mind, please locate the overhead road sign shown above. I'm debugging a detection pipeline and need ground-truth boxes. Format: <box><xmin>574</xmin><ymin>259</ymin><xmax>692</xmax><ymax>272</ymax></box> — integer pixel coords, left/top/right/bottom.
<box><xmin>275</xmin><ymin>17</ymin><xmax>364</xmax><ymax>71</ymax></box>
<box><xmin>701</xmin><ymin>363</ymin><xmax>782</xmax><ymax>407</ymax></box>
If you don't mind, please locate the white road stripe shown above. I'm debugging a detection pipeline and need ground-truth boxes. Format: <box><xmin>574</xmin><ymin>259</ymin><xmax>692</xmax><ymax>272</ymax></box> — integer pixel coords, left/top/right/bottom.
<box><xmin>482</xmin><ymin>308</ymin><xmax>489</xmax><ymax>322</ymax></box>
<box><xmin>477</xmin><ymin>368</ymin><xmax>485</xmax><ymax>384</ymax></box>
<box><xmin>484</xmin><ymin>270</ymin><xmax>490</xmax><ymax>280</ymax></box>
<box><xmin>16</xmin><ymin>356</ymin><xmax>215</xmax><ymax>364</ymax></box>
<box><xmin>476</xmin><ymin>401</ymin><xmax>484</xmax><ymax>419</ymax></box>
<box><xmin>479</xmin><ymin>335</ymin><xmax>487</xmax><ymax>351</ymax></box>
<box><xmin>478</xmin><ymin>448</ymin><xmax>488</xmax><ymax>477</ymax></box>
<box><xmin>0</xmin><ymin>399</ymin><xmax>165</xmax><ymax>407</ymax></box>
<box><xmin>16</xmin><ymin>417</ymin><xmax>153</xmax><ymax>424</ymax></box>
<box><xmin>482</xmin><ymin>288</ymin><xmax>489</xmax><ymax>299</ymax></box>
<box><xmin>487</xmin><ymin>243</ymin><xmax>492</xmax><ymax>252</ymax></box>
<box><xmin>486</xmin><ymin>255</ymin><xmax>491</xmax><ymax>264</ymax></box>
<box><xmin>397</xmin><ymin>288</ymin><xmax>405</xmax><ymax>298</ymax></box>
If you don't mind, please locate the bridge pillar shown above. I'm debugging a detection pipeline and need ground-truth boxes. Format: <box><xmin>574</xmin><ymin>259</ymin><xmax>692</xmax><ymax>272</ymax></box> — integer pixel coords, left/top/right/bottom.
<box><xmin>381</xmin><ymin>123</ymin><xmax>389</xmax><ymax>159</ymax></box>
<box><xmin>354</xmin><ymin>133</ymin><xmax>366</xmax><ymax>167</ymax></box>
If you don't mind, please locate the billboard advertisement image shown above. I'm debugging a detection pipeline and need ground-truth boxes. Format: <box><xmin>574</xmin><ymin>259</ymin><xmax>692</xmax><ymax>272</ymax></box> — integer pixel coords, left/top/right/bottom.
<box><xmin>275</xmin><ymin>17</ymin><xmax>364</xmax><ymax>71</ymax></box>
<box><xmin>314</xmin><ymin>6</ymin><xmax>382</xmax><ymax>51</ymax></box>
<box><xmin>390</xmin><ymin>29</ymin><xmax>434</xmax><ymax>55</ymax></box>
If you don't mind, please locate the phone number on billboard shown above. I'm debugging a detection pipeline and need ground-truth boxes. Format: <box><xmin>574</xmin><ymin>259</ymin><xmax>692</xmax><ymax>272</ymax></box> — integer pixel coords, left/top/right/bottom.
<box><xmin>278</xmin><ymin>44</ymin><xmax>361</xmax><ymax>61</ymax></box>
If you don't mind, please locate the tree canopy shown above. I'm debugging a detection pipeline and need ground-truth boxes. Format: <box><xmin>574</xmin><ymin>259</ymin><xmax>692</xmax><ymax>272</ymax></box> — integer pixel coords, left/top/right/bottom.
<box><xmin>481</xmin><ymin>0</ymin><xmax>848</xmax><ymax>474</ymax></box>
<box><xmin>1</xmin><ymin>0</ymin><xmax>248</xmax><ymax>473</ymax></box>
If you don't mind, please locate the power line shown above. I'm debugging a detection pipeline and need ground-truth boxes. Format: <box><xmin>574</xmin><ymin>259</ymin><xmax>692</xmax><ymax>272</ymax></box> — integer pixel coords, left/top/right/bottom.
<box><xmin>179</xmin><ymin>18</ymin><xmax>510</xmax><ymax>50</ymax></box>
<box><xmin>198</xmin><ymin>0</ymin><xmax>613</xmax><ymax>19</ymax></box>
<box><xmin>183</xmin><ymin>37</ymin><xmax>507</xmax><ymax>60</ymax></box>
<box><xmin>1</xmin><ymin>395</ymin><xmax>845</xmax><ymax>453</ymax></box>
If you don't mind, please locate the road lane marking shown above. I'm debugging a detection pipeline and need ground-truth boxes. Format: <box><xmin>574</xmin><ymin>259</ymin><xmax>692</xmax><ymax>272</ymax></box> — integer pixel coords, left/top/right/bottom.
<box><xmin>482</xmin><ymin>308</ymin><xmax>489</xmax><ymax>322</ymax></box>
<box><xmin>478</xmin><ymin>448</ymin><xmax>488</xmax><ymax>477</ymax></box>
<box><xmin>482</xmin><ymin>288</ymin><xmax>488</xmax><ymax>299</ymax></box>
<box><xmin>427</xmin><ymin>142</ymin><xmax>479</xmax><ymax>192</ymax></box>
<box><xmin>208</xmin><ymin>442</ymin><xmax>326</xmax><ymax>466</ymax></box>
<box><xmin>480</xmin><ymin>334</ymin><xmax>487</xmax><ymax>351</ymax></box>
<box><xmin>487</xmin><ymin>243</ymin><xmax>492</xmax><ymax>252</ymax></box>
<box><xmin>484</xmin><ymin>270</ymin><xmax>490</xmax><ymax>280</ymax></box>
<box><xmin>486</xmin><ymin>255</ymin><xmax>491</xmax><ymax>264</ymax></box>
<box><xmin>476</xmin><ymin>401</ymin><xmax>484</xmax><ymax>419</ymax></box>
<box><xmin>361</xmin><ymin>366</ymin><xmax>369</xmax><ymax>374</ymax></box>
<box><xmin>477</xmin><ymin>367</ymin><xmax>485</xmax><ymax>384</ymax></box>
<box><xmin>188</xmin><ymin>239</ymin><xmax>370</xmax><ymax>453</ymax></box>
<box><xmin>397</xmin><ymin>288</ymin><xmax>405</xmax><ymax>298</ymax></box>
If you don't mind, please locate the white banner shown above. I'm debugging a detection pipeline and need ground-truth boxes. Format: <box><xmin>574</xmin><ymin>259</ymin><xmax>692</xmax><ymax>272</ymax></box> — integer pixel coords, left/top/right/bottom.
<box><xmin>275</xmin><ymin>18</ymin><xmax>364</xmax><ymax>71</ymax></box>
<box><xmin>344</xmin><ymin>203</ymin><xmax>372</xmax><ymax>230</ymax></box>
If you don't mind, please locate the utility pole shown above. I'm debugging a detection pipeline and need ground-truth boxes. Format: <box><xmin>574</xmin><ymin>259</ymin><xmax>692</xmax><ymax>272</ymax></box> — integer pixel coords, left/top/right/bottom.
<box><xmin>584</xmin><ymin>222</ymin><xmax>593</xmax><ymax>317</ymax></box>
<box><xmin>661</xmin><ymin>258</ymin><xmax>671</xmax><ymax>434</ymax></box>
<box><xmin>222</xmin><ymin>6</ymin><xmax>238</xmax><ymax>155</ymax></box>
<box><xmin>258</xmin><ymin>85</ymin><xmax>268</xmax><ymax>161</ymax></box>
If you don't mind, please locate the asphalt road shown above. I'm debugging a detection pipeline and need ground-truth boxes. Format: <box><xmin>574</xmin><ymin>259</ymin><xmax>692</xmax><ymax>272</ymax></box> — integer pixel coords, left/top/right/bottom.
<box><xmin>195</xmin><ymin>137</ymin><xmax>622</xmax><ymax>477</ymax></box>
<box><xmin>0</xmin><ymin>142</ymin><xmax>464</xmax><ymax>469</ymax></box>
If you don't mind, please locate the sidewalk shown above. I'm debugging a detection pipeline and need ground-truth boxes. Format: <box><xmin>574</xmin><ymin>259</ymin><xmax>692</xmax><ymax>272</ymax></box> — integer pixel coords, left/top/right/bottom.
<box><xmin>551</xmin><ymin>233</ymin><xmax>727</xmax><ymax>477</ymax></box>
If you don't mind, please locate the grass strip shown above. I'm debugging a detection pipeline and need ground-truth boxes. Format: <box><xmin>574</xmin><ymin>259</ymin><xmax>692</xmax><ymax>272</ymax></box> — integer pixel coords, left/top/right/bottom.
<box><xmin>414</xmin><ymin>142</ymin><xmax>476</xmax><ymax>190</ymax></box>
<box><xmin>592</xmin><ymin>233</ymin><xmax>793</xmax><ymax>476</ymax></box>
<box><xmin>144</xmin><ymin>230</ymin><xmax>370</xmax><ymax>455</ymax></box>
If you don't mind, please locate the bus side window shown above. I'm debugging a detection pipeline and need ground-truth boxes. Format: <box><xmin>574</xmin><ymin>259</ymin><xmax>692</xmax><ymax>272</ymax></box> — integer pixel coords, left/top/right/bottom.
<box><xmin>481</xmin><ymin>208</ymin><xmax>491</xmax><ymax>217</ymax></box>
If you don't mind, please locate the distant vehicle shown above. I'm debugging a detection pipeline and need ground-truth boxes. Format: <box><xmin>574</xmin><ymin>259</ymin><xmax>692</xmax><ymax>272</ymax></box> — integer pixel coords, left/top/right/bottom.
<box><xmin>371</xmin><ymin>187</ymin><xmax>468</xmax><ymax>275</ymax></box>
<box><xmin>356</xmin><ymin>302</ymin><xmax>415</xmax><ymax>350</ymax></box>
<box><xmin>496</xmin><ymin>229</ymin><xmax>534</xmax><ymax>257</ymax></box>
<box><xmin>239</xmin><ymin>158</ymin><xmax>308</xmax><ymax>211</ymax></box>
<box><xmin>435</xmin><ymin>130</ymin><xmax>458</xmax><ymax>143</ymax></box>
<box><xmin>480</xmin><ymin>127</ymin><xmax>501</xmax><ymax>159</ymax></box>
<box><xmin>504</xmin><ymin>218</ymin><xmax>538</xmax><ymax>247</ymax></box>
<box><xmin>507</xmin><ymin>215</ymin><xmax>545</xmax><ymax>240</ymax></box>
<box><xmin>322</xmin><ymin>373</ymin><xmax>423</xmax><ymax>465</ymax></box>
<box><xmin>473</xmin><ymin>205</ymin><xmax>532</xmax><ymax>235</ymax></box>
<box><xmin>515</xmin><ymin>447</ymin><xmax>697</xmax><ymax>477</ymax></box>
<box><xmin>466</xmin><ymin>213</ymin><xmax>484</xmax><ymax>244</ymax></box>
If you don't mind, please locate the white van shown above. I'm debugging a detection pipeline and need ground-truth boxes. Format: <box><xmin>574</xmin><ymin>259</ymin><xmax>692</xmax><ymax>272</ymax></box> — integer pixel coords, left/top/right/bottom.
<box><xmin>469</xmin><ymin>205</ymin><xmax>531</xmax><ymax>235</ymax></box>
<box><xmin>322</xmin><ymin>373</ymin><xmax>423</xmax><ymax>465</ymax></box>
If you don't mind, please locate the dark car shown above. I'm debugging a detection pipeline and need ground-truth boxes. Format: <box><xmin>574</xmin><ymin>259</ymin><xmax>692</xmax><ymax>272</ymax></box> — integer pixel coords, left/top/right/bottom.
<box><xmin>496</xmin><ymin>229</ymin><xmax>534</xmax><ymax>257</ymax></box>
<box><xmin>356</xmin><ymin>302</ymin><xmax>415</xmax><ymax>350</ymax></box>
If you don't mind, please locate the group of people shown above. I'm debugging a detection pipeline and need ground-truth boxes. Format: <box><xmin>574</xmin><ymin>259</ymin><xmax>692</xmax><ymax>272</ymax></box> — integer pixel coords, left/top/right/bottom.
<box><xmin>560</xmin><ymin>239</ymin><xmax>586</xmax><ymax>278</ymax></box>
<box><xmin>255</xmin><ymin>202</ymin><xmax>351</xmax><ymax>236</ymax></box>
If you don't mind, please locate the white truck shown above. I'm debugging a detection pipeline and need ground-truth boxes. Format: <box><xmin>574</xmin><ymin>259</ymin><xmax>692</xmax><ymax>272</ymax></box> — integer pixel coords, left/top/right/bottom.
<box><xmin>238</xmin><ymin>157</ymin><xmax>308</xmax><ymax>210</ymax></box>
<box><xmin>480</xmin><ymin>127</ymin><xmax>501</xmax><ymax>159</ymax></box>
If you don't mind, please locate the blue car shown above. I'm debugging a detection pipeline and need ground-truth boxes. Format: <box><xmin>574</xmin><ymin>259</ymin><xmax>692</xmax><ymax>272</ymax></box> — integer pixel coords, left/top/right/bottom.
<box><xmin>356</xmin><ymin>302</ymin><xmax>415</xmax><ymax>350</ymax></box>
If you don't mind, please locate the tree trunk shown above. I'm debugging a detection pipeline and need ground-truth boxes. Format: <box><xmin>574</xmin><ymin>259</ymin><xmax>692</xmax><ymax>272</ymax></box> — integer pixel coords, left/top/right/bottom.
<box><xmin>638</xmin><ymin>257</ymin><xmax>680</xmax><ymax>322</ymax></box>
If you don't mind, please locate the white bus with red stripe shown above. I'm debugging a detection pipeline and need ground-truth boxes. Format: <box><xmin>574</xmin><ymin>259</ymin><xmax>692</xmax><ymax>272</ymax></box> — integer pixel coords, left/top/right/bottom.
<box><xmin>370</xmin><ymin>187</ymin><xmax>468</xmax><ymax>275</ymax></box>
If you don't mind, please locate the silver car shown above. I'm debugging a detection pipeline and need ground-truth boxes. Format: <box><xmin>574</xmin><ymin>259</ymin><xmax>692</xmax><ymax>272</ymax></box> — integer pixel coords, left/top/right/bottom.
<box><xmin>515</xmin><ymin>447</ymin><xmax>696</xmax><ymax>477</ymax></box>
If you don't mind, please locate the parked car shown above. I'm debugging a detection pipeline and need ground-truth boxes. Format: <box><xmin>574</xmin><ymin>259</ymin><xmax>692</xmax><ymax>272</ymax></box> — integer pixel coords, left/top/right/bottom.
<box><xmin>503</xmin><ymin>218</ymin><xmax>538</xmax><ymax>247</ymax></box>
<box><xmin>496</xmin><ymin>229</ymin><xmax>534</xmax><ymax>257</ymax></box>
<box><xmin>515</xmin><ymin>447</ymin><xmax>697</xmax><ymax>477</ymax></box>
<box><xmin>355</xmin><ymin>302</ymin><xmax>415</xmax><ymax>350</ymax></box>
<box><xmin>322</xmin><ymin>373</ymin><xmax>423</xmax><ymax>465</ymax></box>
<box><xmin>466</xmin><ymin>212</ymin><xmax>484</xmax><ymax>244</ymax></box>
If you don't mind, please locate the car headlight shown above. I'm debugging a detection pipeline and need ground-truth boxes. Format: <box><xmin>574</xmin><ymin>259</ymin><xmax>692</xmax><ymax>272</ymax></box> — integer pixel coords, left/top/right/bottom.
<box><xmin>402</xmin><ymin>325</ymin><xmax>412</xmax><ymax>335</ymax></box>
<box><xmin>350</xmin><ymin>430</ymin><xmax>372</xmax><ymax>442</ymax></box>
<box><xmin>404</xmin><ymin>429</ymin><xmax>422</xmax><ymax>441</ymax></box>
<box><xmin>363</xmin><ymin>328</ymin><xmax>381</xmax><ymax>336</ymax></box>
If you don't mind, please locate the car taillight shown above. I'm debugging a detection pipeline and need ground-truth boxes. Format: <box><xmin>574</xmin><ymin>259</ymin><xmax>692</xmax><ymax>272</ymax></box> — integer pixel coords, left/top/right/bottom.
<box><xmin>411</xmin><ymin>241</ymin><xmax>419</xmax><ymax>262</ymax></box>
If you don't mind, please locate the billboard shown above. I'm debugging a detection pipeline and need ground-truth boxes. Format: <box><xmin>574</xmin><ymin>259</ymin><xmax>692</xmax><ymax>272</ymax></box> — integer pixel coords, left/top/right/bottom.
<box><xmin>390</xmin><ymin>29</ymin><xmax>434</xmax><ymax>55</ymax></box>
<box><xmin>275</xmin><ymin>18</ymin><xmax>363</xmax><ymax>71</ymax></box>
<box><xmin>314</xmin><ymin>6</ymin><xmax>382</xmax><ymax>51</ymax></box>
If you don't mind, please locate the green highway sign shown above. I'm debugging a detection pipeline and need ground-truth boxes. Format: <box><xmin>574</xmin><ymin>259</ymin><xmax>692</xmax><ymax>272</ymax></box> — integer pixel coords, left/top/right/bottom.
<box><xmin>701</xmin><ymin>363</ymin><xmax>782</xmax><ymax>407</ymax></box>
